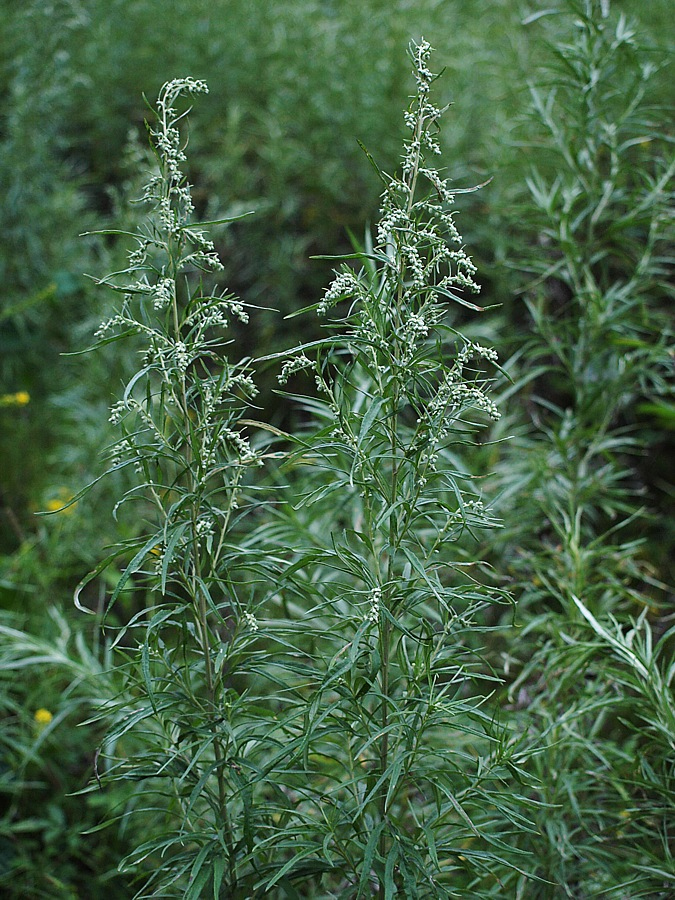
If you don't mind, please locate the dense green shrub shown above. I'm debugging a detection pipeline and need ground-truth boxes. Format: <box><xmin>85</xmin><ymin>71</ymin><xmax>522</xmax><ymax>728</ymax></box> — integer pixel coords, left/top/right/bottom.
<box><xmin>483</xmin><ymin>2</ymin><xmax>674</xmax><ymax>894</ymax></box>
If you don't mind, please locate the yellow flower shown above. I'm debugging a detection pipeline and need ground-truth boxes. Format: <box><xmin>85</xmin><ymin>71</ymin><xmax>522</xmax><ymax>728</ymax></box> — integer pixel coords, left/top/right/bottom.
<box><xmin>45</xmin><ymin>488</ymin><xmax>77</xmax><ymax>514</ymax></box>
<box><xmin>0</xmin><ymin>391</ymin><xmax>30</xmax><ymax>407</ymax></box>
<box><xmin>34</xmin><ymin>708</ymin><xmax>53</xmax><ymax>725</ymax></box>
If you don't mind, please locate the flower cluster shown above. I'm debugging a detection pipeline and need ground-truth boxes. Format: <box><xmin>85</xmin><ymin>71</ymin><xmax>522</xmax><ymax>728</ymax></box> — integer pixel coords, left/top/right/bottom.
<box><xmin>221</xmin><ymin>426</ymin><xmax>260</xmax><ymax>465</ymax></box>
<box><xmin>152</xmin><ymin>78</ymin><xmax>209</xmax><ymax>236</ymax></box>
<box><xmin>93</xmin><ymin>76</ymin><xmax>265</xmax><ymax>504</ymax></box>
<box><xmin>173</xmin><ymin>339</ymin><xmax>190</xmax><ymax>374</ymax></box>
<box><xmin>376</xmin><ymin>39</ymin><xmax>481</xmax><ymax>303</ymax></box>
<box><xmin>458</xmin><ymin>342</ymin><xmax>499</xmax><ymax>366</ymax></box>
<box><xmin>153</xmin><ymin>277</ymin><xmax>174</xmax><ymax>310</ymax></box>
<box><xmin>278</xmin><ymin>353</ymin><xmax>314</xmax><ymax>385</ymax></box>
<box><xmin>364</xmin><ymin>587</ymin><xmax>381</xmax><ymax>624</ymax></box>
<box><xmin>108</xmin><ymin>400</ymin><xmax>128</xmax><ymax>425</ymax></box>
<box><xmin>428</xmin><ymin>375</ymin><xmax>500</xmax><ymax>423</ymax></box>
<box><xmin>94</xmin><ymin>313</ymin><xmax>127</xmax><ymax>340</ymax></box>
<box><xmin>318</xmin><ymin>270</ymin><xmax>360</xmax><ymax>316</ymax></box>
<box><xmin>195</xmin><ymin>517</ymin><xmax>215</xmax><ymax>549</ymax></box>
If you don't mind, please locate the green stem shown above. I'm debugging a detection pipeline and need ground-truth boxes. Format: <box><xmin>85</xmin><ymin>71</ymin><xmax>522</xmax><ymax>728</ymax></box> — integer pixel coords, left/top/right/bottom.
<box><xmin>374</xmin><ymin>95</ymin><xmax>423</xmax><ymax>893</ymax></box>
<box><xmin>376</xmin><ymin>378</ymin><xmax>401</xmax><ymax>895</ymax></box>
<box><xmin>167</xmin><ymin>234</ymin><xmax>236</xmax><ymax>882</ymax></box>
<box><xmin>192</xmin><ymin>533</ymin><xmax>235</xmax><ymax>877</ymax></box>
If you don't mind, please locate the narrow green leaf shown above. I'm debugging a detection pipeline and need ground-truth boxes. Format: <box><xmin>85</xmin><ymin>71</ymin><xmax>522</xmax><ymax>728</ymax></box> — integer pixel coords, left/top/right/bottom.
<box><xmin>384</xmin><ymin>843</ymin><xmax>399</xmax><ymax>899</ymax></box>
<box><xmin>357</xmin><ymin>396</ymin><xmax>386</xmax><ymax>449</ymax></box>
<box><xmin>355</xmin><ymin>821</ymin><xmax>384</xmax><ymax>898</ymax></box>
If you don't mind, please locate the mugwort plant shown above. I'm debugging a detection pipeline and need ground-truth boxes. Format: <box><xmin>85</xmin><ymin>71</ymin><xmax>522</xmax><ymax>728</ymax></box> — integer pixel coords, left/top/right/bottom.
<box><xmin>81</xmin><ymin>44</ymin><xmax>532</xmax><ymax>899</ymax></box>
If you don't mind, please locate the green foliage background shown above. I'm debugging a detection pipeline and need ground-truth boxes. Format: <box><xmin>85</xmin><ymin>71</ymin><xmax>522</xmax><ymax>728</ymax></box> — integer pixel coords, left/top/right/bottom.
<box><xmin>0</xmin><ymin>0</ymin><xmax>672</xmax><ymax>896</ymax></box>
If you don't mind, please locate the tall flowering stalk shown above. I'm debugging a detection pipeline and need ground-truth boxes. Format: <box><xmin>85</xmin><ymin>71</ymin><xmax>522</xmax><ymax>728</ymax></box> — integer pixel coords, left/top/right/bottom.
<box><xmin>78</xmin><ymin>79</ymin><xmax>276</xmax><ymax>897</ymax></box>
<box><xmin>270</xmin><ymin>40</ymin><xmax>524</xmax><ymax>897</ymax></box>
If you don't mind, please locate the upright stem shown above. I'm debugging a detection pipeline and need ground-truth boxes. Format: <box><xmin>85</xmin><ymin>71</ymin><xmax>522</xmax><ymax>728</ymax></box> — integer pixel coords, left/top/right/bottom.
<box><xmin>168</xmin><ymin>230</ymin><xmax>235</xmax><ymax>879</ymax></box>
<box><xmin>376</xmin><ymin>381</ymin><xmax>400</xmax><ymax>894</ymax></box>
<box><xmin>191</xmin><ymin>532</ymin><xmax>235</xmax><ymax>878</ymax></box>
<box><xmin>375</xmin><ymin>101</ymin><xmax>418</xmax><ymax>890</ymax></box>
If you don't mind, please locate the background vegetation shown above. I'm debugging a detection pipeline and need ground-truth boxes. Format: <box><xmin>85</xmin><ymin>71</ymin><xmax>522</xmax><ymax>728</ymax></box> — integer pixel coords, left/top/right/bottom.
<box><xmin>0</xmin><ymin>0</ymin><xmax>672</xmax><ymax>896</ymax></box>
